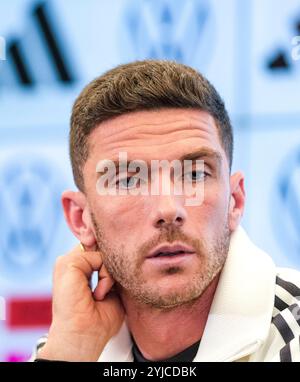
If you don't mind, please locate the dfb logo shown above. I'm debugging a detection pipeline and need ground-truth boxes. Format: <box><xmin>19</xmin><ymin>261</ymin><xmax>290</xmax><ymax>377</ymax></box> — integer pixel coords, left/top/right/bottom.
<box><xmin>0</xmin><ymin>155</ymin><xmax>64</xmax><ymax>280</ymax></box>
<box><xmin>272</xmin><ymin>147</ymin><xmax>300</xmax><ymax>266</ymax></box>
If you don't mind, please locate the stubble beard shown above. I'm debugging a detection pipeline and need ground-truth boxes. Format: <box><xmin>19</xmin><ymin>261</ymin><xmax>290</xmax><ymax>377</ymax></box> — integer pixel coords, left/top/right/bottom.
<box><xmin>91</xmin><ymin>212</ymin><xmax>231</xmax><ymax>310</ymax></box>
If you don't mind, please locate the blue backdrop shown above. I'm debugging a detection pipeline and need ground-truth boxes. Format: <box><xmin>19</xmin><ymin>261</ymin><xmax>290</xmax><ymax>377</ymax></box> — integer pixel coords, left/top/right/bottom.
<box><xmin>0</xmin><ymin>0</ymin><xmax>300</xmax><ymax>361</ymax></box>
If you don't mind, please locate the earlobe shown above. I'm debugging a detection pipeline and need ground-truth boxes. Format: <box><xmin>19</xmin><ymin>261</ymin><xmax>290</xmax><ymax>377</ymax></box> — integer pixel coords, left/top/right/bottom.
<box><xmin>61</xmin><ymin>190</ymin><xmax>97</xmax><ymax>247</ymax></box>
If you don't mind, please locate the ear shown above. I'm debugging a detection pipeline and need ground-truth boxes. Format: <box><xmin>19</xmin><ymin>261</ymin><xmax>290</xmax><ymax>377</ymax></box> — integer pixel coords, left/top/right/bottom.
<box><xmin>61</xmin><ymin>190</ymin><xmax>97</xmax><ymax>248</ymax></box>
<box><xmin>228</xmin><ymin>172</ymin><xmax>246</xmax><ymax>232</ymax></box>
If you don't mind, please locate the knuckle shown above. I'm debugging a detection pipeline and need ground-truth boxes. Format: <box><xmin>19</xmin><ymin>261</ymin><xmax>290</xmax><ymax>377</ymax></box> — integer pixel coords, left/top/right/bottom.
<box><xmin>55</xmin><ymin>255</ymin><xmax>65</xmax><ymax>267</ymax></box>
<box><xmin>54</xmin><ymin>254</ymin><xmax>75</xmax><ymax>274</ymax></box>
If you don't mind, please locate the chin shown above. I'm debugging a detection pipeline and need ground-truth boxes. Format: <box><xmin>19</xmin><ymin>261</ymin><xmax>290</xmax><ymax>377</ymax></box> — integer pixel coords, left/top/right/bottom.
<box><xmin>145</xmin><ymin>289</ymin><xmax>201</xmax><ymax>310</ymax></box>
<box><xmin>140</xmin><ymin>273</ymin><xmax>203</xmax><ymax>308</ymax></box>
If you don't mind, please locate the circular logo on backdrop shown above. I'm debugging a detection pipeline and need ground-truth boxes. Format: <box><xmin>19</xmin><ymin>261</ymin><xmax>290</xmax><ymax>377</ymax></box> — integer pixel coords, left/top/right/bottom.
<box><xmin>120</xmin><ymin>0</ymin><xmax>215</xmax><ymax>70</ymax></box>
<box><xmin>271</xmin><ymin>147</ymin><xmax>300</xmax><ymax>266</ymax></box>
<box><xmin>0</xmin><ymin>155</ymin><xmax>64</xmax><ymax>279</ymax></box>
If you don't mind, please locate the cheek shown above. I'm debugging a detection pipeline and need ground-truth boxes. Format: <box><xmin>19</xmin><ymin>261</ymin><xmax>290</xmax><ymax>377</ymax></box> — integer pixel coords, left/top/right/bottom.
<box><xmin>198</xmin><ymin>182</ymin><xmax>229</xmax><ymax>225</ymax></box>
<box><xmin>90</xmin><ymin>194</ymin><xmax>147</xmax><ymax>234</ymax></box>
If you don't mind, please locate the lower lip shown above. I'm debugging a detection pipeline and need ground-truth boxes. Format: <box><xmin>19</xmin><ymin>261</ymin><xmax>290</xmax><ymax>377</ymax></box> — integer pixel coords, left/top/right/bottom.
<box><xmin>146</xmin><ymin>252</ymin><xmax>196</xmax><ymax>265</ymax></box>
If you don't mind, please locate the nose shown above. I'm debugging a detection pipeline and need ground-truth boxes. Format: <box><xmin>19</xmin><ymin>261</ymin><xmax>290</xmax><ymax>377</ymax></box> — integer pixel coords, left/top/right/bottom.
<box><xmin>152</xmin><ymin>196</ymin><xmax>187</xmax><ymax>229</ymax></box>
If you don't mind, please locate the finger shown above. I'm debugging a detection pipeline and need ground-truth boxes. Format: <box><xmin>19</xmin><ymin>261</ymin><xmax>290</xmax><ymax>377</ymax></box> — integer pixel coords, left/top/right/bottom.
<box><xmin>93</xmin><ymin>264</ymin><xmax>115</xmax><ymax>301</ymax></box>
<box><xmin>58</xmin><ymin>246</ymin><xmax>104</xmax><ymax>277</ymax></box>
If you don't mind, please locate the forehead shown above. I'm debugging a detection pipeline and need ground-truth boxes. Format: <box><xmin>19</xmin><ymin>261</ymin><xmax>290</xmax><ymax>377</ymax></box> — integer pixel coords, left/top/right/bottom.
<box><xmin>88</xmin><ymin>108</ymin><xmax>225</xmax><ymax>162</ymax></box>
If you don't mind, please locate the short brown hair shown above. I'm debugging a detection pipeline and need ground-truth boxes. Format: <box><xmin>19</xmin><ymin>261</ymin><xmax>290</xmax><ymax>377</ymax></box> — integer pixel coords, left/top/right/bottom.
<box><xmin>70</xmin><ymin>60</ymin><xmax>233</xmax><ymax>191</ymax></box>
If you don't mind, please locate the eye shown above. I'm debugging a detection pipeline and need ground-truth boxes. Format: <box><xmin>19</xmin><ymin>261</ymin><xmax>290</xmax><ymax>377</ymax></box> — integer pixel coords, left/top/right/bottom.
<box><xmin>117</xmin><ymin>176</ymin><xmax>140</xmax><ymax>189</ymax></box>
<box><xmin>184</xmin><ymin>170</ymin><xmax>208</xmax><ymax>181</ymax></box>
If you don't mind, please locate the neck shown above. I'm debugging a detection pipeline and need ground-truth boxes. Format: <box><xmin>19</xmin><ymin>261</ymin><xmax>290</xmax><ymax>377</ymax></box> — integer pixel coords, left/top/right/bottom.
<box><xmin>120</xmin><ymin>274</ymin><xmax>220</xmax><ymax>361</ymax></box>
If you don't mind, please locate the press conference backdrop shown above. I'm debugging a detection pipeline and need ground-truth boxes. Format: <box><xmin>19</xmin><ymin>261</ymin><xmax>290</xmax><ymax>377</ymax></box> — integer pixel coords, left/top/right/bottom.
<box><xmin>0</xmin><ymin>0</ymin><xmax>300</xmax><ymax>362</ymax></box>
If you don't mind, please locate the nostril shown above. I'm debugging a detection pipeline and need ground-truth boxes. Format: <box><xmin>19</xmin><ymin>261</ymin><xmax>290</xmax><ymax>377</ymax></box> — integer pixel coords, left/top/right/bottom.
<box><xmin>156</xmin><ymin>219</ymin><xmax>165</xmax><ymax>227</ymax></box>
<box><xmin>155</xmin><ymin>216</ymin><xmax>184</xmax><ymax>228</ymax></box>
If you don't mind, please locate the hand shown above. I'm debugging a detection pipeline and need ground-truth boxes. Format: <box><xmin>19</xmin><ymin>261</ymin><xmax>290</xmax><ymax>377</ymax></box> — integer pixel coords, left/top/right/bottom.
<box><xmin>38</xmin><ymin>245</ymin><xmax>125</xmax><ymax>361</ymax></box>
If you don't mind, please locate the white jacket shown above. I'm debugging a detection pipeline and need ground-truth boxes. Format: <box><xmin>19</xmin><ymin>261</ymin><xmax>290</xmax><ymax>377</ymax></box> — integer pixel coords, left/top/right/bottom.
<box><xmin>32</xmin><ymin>226</ymin><xmax>300</xmax><ymax>362</ymax></box>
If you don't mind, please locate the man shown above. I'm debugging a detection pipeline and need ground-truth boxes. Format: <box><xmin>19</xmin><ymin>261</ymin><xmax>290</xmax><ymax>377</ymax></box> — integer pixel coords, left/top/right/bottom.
<box><xmin>34</xmin><ymin>60</ymin><xmax>300</xmax><ymax>362</ymax></box>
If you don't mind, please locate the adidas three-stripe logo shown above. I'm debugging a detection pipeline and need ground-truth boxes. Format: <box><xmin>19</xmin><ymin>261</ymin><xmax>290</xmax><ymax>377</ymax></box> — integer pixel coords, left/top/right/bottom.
<box><xmin>272</xmin><ymin>276</ymin><xmax>300</xmax><ymax>362</ymax></box>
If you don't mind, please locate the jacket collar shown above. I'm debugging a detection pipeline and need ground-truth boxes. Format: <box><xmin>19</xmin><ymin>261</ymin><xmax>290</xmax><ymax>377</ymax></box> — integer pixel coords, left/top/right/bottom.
<box><xmin>194</xmin><ymin>226</ymin><xmax>276</xmax><ymax>361</ymax></box>
<box><xmin>98</xmin><ymin>226</ymin><xmax>276</xmax><ymax>362</ymax></box>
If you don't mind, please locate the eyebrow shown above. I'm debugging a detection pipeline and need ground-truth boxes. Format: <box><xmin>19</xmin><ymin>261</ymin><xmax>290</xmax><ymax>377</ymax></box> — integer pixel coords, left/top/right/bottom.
<box><xmin>98</xmin><ymin>147</ymin><xmax>222</xmax><ymax>175</ymax></box>
<box><xmin>179</xmin><ymin>148</ymin><xmax>223</xmax><ymax>166</ymax></box>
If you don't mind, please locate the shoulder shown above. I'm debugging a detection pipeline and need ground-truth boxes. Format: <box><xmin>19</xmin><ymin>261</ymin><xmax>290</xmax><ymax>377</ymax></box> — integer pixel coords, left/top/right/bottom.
<box><xmin>274</xmin><ymin>267</ymin><xmax>300</xmax><ymax>314</ymax></box>
<box><xmin>271</xmin><ymin>267</ymin><xmax>300</xmax><ymax>361</ymax></box>
<box><xmin>249</xmin><ymin>267</ymin><xmax>300</xmax><ymax>362</ymax></box>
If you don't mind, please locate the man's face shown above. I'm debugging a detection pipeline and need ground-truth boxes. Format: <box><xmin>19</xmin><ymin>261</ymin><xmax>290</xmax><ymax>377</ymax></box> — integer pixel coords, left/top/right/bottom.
<box><xmin>83</xmin><ymin>108</ymin><xmax>233</xmax><ymax>309</ymax></box>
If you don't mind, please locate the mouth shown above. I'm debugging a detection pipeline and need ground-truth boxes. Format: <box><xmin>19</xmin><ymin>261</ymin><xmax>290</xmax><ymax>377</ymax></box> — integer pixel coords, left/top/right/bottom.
<box><xmin>147</xmin><ymin>243</ymin><xmax>196</xmax><ymax>259</ymax></box>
